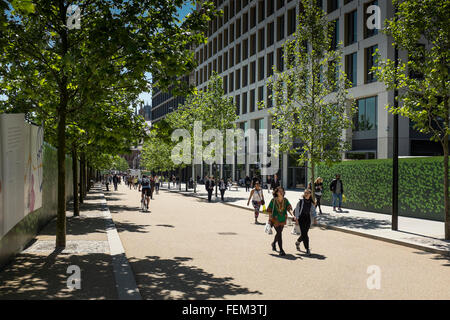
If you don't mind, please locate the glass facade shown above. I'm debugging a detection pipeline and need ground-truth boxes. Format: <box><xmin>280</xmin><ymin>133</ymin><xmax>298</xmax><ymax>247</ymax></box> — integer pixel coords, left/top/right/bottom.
<box><xmin>355</xmin><ymin>96</ymin><xmax>377</xmax><ymax>131</ymax></box>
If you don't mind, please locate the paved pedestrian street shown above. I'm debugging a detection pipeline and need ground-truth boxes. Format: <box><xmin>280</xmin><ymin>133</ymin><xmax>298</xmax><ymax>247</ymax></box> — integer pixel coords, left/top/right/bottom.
<box><xmin>105</xmin><ymin>184</ymin><xmax>450</xmax><ymax>300</ymax></box>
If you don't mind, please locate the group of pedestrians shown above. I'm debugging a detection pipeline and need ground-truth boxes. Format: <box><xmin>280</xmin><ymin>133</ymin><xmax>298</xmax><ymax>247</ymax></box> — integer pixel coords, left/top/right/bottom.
<box><xmin>204</xmin><ymin>176</ymin><xmax>229</xmax><ymax>202</ymax></box>
<box><xmin>244</xmin><ymin>173</ymin><xmax>345</xmax><ymax>257</ymax></box>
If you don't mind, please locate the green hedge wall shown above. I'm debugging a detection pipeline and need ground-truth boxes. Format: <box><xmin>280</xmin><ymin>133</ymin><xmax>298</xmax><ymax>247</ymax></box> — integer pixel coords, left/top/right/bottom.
<box><xmin>316</xmin><ymin>157</ymin><xmax>448</xmax><ymax>221</ymax></box>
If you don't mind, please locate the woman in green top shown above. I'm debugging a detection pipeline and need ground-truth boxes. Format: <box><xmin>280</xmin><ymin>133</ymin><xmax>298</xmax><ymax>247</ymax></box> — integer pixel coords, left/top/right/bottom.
<box><xmin>267</xmin><ymin>187</ymin><xmax>294</xmax><ymax>256</ymax></box>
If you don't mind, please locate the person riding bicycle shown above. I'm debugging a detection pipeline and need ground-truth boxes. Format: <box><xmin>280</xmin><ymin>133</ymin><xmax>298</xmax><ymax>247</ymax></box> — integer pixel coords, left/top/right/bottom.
<box><xmin>140</xmin><ymin>175</ymin><xmax>151</xmax><ymax>210</ymax></box>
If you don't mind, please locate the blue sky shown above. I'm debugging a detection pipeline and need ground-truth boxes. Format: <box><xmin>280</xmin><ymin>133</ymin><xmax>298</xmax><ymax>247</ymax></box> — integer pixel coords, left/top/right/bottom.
<box><xmin>139</xmin><ymin>2</ymin><xmax>195</xmax><ymax>105</ymax></box>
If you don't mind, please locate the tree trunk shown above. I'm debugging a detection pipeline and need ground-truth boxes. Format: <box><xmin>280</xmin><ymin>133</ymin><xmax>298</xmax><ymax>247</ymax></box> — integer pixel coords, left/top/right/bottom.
<box><xmin>55</xmin><ymin>0</ymin><xmax>69</xmax><ymax>249</ymax></box>
<box><xmin>80</xmin><ymin>152</ymin><xmax>85</xmax><ymax>204</ymax></box>
<box><xmin>179</xmin><ymin>167</ymin><xmax>182</xmax><ymax>191</ymax></box>
<box><xmin>311</xmin><ymin>161</ymin><xmax>316</xmax><ymax>202</ymax></box>
<box><xmin>72</xmin><ymin>145</ymin><xmax>79</xmax><ymax>217</ymax></box>
<box><xmin>56</xmin><ymin>110</ymin><xmax>67</xmax><ymax>248</ymax></box>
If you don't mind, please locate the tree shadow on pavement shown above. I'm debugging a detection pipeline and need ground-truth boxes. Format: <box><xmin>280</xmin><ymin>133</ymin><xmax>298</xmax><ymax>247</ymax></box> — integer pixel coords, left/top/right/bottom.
<box><xmin>129</xmin><ymin>256</ymin><xmax>262</xmax><ymax>299</ymax></box>
<box><xmin>38</xmin><ymin>216</ymin><xmax>148</xmax><ymax>236</ymax></box>
<box><xmin>412</xmin><ymin>251</ymin><xmax>450</xmax><ymax>267</ymax></box>
<box><xmin>0</xmin><ymin>251</ymin><xmax>116</xmax><ymax>299</ymax></box>
<box><xmin>318</xmin><ymin>215</ymin><xmax>391</xmax><ymax>230</ymax></box>
<box><xmin>108</xmin><ymin>204</ymin><xmax>141</xmax><ymax>214</ymax></box>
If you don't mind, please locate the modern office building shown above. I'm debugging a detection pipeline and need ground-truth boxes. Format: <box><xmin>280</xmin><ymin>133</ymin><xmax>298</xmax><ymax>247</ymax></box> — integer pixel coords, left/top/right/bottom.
<box><xmin>151</xmin><ymin>74</ymin><xmax>193</xmax><ymax>122</ymax></box>
<box><xmin>193</xmin><ymin>0</ymin><xmax>444</xmax><ymax>189</ymax></box>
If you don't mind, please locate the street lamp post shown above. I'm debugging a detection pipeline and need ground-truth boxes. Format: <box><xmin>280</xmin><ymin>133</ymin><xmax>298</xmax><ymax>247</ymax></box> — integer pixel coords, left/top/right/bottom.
<box><xmin>392</xmin><ymin>4</ymin><xmax>399</xmax><ymax>231</ymax></box>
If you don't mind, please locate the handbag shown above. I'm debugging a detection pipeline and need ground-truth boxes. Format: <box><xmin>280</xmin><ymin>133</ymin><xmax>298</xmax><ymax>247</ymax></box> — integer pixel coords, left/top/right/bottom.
<box><xmin>264</xmin><ymin>222</ymin><xmax>273</xmax><ymax>235</ymax></box>
<box><xmin>291</xmin><ymin>223</ymin><xmax>301</xmax><ymax>235</ymax></box>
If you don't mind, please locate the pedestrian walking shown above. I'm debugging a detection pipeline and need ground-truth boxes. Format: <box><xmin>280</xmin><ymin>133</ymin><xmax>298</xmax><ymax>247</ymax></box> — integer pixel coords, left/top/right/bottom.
<box><xmin>105</xmin><ymin>175</ymin><xmax>110</xmax><ymax>191</ymax></box>
<box><xmin>308</xmin><ymin>177</ymin><xmax>324</xmax><ymax>215</ymax></box>
<box><xmin>267</xmin><ymin>187</ymin><xmax>293</xmax><ymax>256</ymax></box>
<box><xmin>155</xmin><ymin>175</ymin><xmax>160</xmax><ymax>194</ymax></box>
<box><xmin>247</xmin><ymin>182</ymin><xmax>265</xmax><ymax>224</ymax></box>
<box><xmin>270</xmin><ymin>174</ymin><xmax>280</xmax><ymax>195</ymax></box>
<box><xmin>245</xmin><ymin>176</ymin><xmax>251</xmax><ymax>192</ymax></box>
<box><xmin>113</xmin><ymin>174</ymin><xmax>119</xmax><ymax>191</ymax></box>
<box><xmin>294</xmin><ymin>189</ymin><xmax>318</xmax><ymax>256</ymax></box>
<box><xmin>219</xmin><ymin>179</ymin><xmax>227</xmax><ymax>201</ymax></box>
<box><xmin>205</xmin><ymin>176</ymin><xmax>215</xmax><ymax>202</ymax></box>
<box><xmin>330</xmin><ymin>174</ymin><xmax>344</xmax><ymax>212</ymax></box>
<box><xmin>150</xmin><ymin>175</ymin><xmax>156</xmax><ymax>199</ymax></box>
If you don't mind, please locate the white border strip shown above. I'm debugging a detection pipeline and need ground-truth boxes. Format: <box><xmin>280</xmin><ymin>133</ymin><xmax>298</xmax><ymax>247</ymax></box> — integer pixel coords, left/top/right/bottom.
<box><xmin>99</xmin><ymin>189</ymin><xmax>142</xmax><ymax>300</ymax></box>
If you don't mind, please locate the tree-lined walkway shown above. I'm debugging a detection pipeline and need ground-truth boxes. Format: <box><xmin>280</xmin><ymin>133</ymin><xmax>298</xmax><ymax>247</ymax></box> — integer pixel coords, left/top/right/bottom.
<box><xmin>106</xmin><ymin>184</ymin><xmax>450</xmax><ymax>299</ymax></box>
<box><xmin>162</xmin><ymin>183</ymin><xmax>450</xmax><ymax>255</ymax></box>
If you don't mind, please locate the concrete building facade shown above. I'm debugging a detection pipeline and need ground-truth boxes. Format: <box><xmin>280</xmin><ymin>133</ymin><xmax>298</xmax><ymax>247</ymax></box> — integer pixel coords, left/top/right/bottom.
<box><xmin>192</xmin><ymin>0</ymin><xmax>443</xmax><ymax>189</ymax></box>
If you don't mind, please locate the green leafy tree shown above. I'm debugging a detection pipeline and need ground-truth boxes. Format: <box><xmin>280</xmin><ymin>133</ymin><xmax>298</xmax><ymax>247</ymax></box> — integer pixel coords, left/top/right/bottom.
<box><xmin>0</xmin><ymin>0</ymin><xmax>217</xmax><ymax>247</ymax></box>
<box><xmin>166</xmin><ymin>73</ymin><xmax>238</xmax><ymax>194</ymax></box>
<box><xmin>374</xmin><ymin>0</ymin><xmax>450</xmax><ymax>239</ymax></box>
<box><xmin>268</xmin><ymin>0</ymin><xmax>355</xmax><ymax>198</ymax></box>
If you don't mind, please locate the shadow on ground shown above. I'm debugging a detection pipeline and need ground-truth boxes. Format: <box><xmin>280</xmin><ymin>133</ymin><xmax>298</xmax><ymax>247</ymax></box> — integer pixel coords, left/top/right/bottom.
<box><xmin>129</xmin><ymin>256</ymin><xmax>262</xmax><ymax>299</ymax></box>
<box><xmin>0</xmin><ymin>251</ymin><xmax>116</xmax><ymax>299</ymax></box>
<box><xmin>318</xmin><ymin>215</ymin><xmax>391</xmax><ymax>230</ymax></box>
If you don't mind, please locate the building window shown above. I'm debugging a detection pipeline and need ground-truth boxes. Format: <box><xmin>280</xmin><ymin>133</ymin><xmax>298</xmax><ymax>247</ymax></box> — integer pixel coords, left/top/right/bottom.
<box><xmin>344</xmin><ymin>0</ymin><xmax>353</xmax><ymax>4</ymax></box>
<box><xmin>224</xmin><ymin>5</ymin><xmax>229</xmax><ymax>23</ymax></box>
<box><xmin>243</xmin><ymin>65</ymin><xmax>248</xmax><ymax>86</ymax></box>
<box><xmin>229</xmin><ymin>72</ymin><xmax>234</xmax><ymax>92</ymax></box>
<box><xmin>258</xmin><ymin>56</ymin><xmax>265</xmax><ymax>80</ymax></box>
<box><xmin>236</xmin><ymin>95</ymin><xmax>241</xmax><ymax>115</ymax></box>
<box><xmin>250</xmin><ymin>61</ymin><xmax>256</xmax><ymax>83</ymax></box>
<box><xmin>267</xmin><ymin>51</ymin><xmax>274</xmax><ymax>76</ymax></box>
<box><xmin>327</xmin><ymin>0</ymin><xmax>339</xmax><ymax>13</ymax></box>
<box><xmin>250</xmin><ymin>33</ymin><xmax>257</xmax><ymax>56</ymax></box>
<box><xmin>236</xmin><ymin>18</ymin><xmax>242</xmax><ymax>39</ymax></box>
<box><xmin>267</xmin><ymin>85</ymin><xmax>273</xmax><ymax>108</ymax></box>
<box><xmin>267</xmin><ymin>22</ymin><xmax>275</xmax><ymax>46</ymax></box>
<box><xmin>219</xmin><ymin>33</ymin><xmax>223</xmax><ymax>51</ymax></box>
<box><xmin>345</xmin><ymin>10</ymin><xmax>357</xmax><ymax>46</ymax></box>
<box><xmin>258</xmin><ymin>0</ymin><xmax>265</xmax><ymax>23</ymax></box>
<box><xmin>258</xmin><ymin>27</ymin><xmax>265</xmax><ymax>51</ymax></box>
<box><xmin>277</xmin><ymin>47</ymin><xmax>284</xmax><ymax>71</ymax></box>
<box><xmin>365</xmin><ymin>45</ymin><xmax>378</xmax><ymax>83</ymax></box>
<box><xmin>345</xmin><ymin>52</ymin><xmax>357</xmax><ymax>87</ymax></box>
<box><xmin>224</xmin><ymin>75</ymin><xmax>228</xmax><ymax>93</ymax></box>
<box><xmin>242</xmin><ymin>92</ymin><xmax>248</xmax><ymax>114</ymax></box>
<box><xmin>250</xmin><ymin>89</ymin><xmax>256</xmax><ymax>112</ymax></box>
<box><xmin>236</xmin><ymin>68</ymin><xmax>241</xmax><ymax>89</ymax></box>
<box><xmin>250</xmin><ymin>6</ymin><xmax>257</xmax><ymax>28</ymax></box>
<box><xmin>243</xmin><ymin>38</ymin><xmax>249</xmax><ymax>60</ymax></box>
<box><xmin>224</xmin><ymin>29</ymin><xmax>229</xmax><ymax>47</ymax></box>
<box><xmin>287</xmin><ymin>7</ymin><xmax>296</xmax><ymax>36</ymax></box>
<box><xmin>243</xmin><ymin>12</ymin><xmax>249</xmax><ymax>33</ymax></box>
<box><xmin>224</xmin><ymin>52</ymin><xmax>228</xmax><ymax>70</ymax></box>
<box><xmin>277</xmin><ymin>15</ymin><xmax>285</xmax><ymax>41</ymax></box>
<box><xmin>230</xmin><ymin>23</ymin><xmax>235</xmax><ymax>42</ymax></box>
<box><xmin>277</xmin><ymin>0</ymin><xmax>284</xmax><ymax>10</ymax></box>
<box><xmin>213</xmin><ymin>37</ymin><xmax>217</xmax><ymax>55</ymax></box>
<box><xmin>237</xmin><ymin>0</ymin><xmax>242</xmax><ymax>13</ymax></box>
<box><xmin>258</xmin><ymin>86</ymin><xmax>264</xmax><ymax>108</ymax></box>
<box><xmin>331</xmin><ymin>19</ymin><xmax>339</xmax><ymax>50</ymax></box>
<box><xmin>218</xmin><ymin>55</ymin><xmax>223</xmax><ymax>73</ymax></box>
<box><xmin>236</xmin><ymin>43</ymin><xmax>241</xmax><ymax>64</ymax></box>
<box><xmin>267</xmin><ymin>0</ymin><xmax>275</xmax><ymax>17</ymax></box>
<box><xmin>230</xmin><ymin>0</ymin><xmax>235</xmax><ymax>16</ymax></box>
<box><xmin>364</xmin><ymin>0</ymin><xmax>378</xmax><ymax>39</ymax></box>
<box><xmin>229</xmin><ymin>47</ymin><xmax>234</xmax><ymax>67</ymax></box>
<box><xmin>354</xmin><ymin>96</ymin><xmax>377</xmax><ymax>131</ymax></box>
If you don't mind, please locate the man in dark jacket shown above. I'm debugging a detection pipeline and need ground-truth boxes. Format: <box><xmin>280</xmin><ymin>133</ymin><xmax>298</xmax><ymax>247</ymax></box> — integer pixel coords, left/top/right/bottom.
<box><xmin>330</xmin><ymin>174</ymin><xmax>344</xmax><ymax>211</ymax></box>
<box><xmin>270</xmin><ymin>174</ymin><xmax>280</xmax><ymax>194</ymax></box>
<box><xmin>245</xmin><ymin>176</ymin><xmax>251</xmax><ymax>192</ymax></box>
<box><xmin>205</xmin><ymin>176</ymin><xmax>215</xmax><ymax>202</ymax></box>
